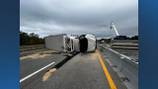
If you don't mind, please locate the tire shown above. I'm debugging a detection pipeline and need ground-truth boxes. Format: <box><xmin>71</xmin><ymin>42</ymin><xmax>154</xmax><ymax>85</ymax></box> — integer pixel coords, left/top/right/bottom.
<box><xmin>79</xmin><ymin>35</ymin><xmax>88</xmax><ymax>53</ymax></box>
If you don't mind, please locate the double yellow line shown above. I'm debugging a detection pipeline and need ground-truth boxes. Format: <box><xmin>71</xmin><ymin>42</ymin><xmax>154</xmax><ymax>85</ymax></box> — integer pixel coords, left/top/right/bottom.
<box><xmin>96</xmin><ymin>50</ymin><xmax>117</xmax><ymax>89</ymax></box>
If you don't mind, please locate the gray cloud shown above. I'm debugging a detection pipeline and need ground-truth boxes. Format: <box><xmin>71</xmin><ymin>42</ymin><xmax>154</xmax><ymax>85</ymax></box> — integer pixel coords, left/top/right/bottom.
<box><xmin>20</xmin><ymin>0</ymin><xmax>138</xmax><ymax>37</ymax></box>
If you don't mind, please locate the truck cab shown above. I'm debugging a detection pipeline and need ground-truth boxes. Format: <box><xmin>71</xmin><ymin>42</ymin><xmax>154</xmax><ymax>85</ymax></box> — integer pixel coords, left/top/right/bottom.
<box><xmin>64</xmin><ymin>34</ymin><xmax>97</xmax><ymax>53</ymax></box>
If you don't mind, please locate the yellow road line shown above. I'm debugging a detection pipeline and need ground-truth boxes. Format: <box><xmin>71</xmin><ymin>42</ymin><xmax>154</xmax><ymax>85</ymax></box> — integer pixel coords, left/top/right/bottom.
<box><xmin>96</xmin><ymin>50</ymin><xmax>117</xmax><ymax>89</ymax></box>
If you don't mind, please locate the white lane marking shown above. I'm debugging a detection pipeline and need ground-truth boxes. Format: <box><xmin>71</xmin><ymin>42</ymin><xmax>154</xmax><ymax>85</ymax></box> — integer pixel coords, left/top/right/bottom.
<box><xmin>20</xmin><ymin>61</ymin><xmax>55</xmax><ymax>83</ymax></box>
<box><xmin>102</xmin><ymin>46</ymin><xmax>138</xmax><ymax>64</ymax></box>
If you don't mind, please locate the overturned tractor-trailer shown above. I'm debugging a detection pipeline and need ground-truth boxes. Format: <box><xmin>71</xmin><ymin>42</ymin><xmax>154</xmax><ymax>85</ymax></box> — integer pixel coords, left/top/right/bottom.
<box><xmin>45</xmin><ymin>34</ymin><xmax>97</xmax><ymax>53</ymax></box>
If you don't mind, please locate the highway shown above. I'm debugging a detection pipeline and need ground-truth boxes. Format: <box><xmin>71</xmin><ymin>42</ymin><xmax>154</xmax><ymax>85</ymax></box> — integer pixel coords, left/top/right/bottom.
<box><xmin>20</xmin><ymin>46</ymin><xmax>137</xmax><ymax>89</ymax></box>
<box><xmin>20</xmin><ymin>52</ymin><xmax>67</xmax><ymax>80</ymax></box>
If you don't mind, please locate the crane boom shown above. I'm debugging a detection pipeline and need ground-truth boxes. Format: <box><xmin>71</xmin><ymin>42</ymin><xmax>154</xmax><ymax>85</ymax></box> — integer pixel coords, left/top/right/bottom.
<box><xmin>110</xmin><ymin>22</ymin><xmax>120</xmax><ymax>36</ymax></box>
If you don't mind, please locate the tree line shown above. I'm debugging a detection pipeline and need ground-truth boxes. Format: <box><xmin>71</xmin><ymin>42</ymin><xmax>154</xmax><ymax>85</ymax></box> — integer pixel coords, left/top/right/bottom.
<box><xmin>20</xmin><ymin>31</ymin><xmax>44</xmax><ymax>45</ymax></box>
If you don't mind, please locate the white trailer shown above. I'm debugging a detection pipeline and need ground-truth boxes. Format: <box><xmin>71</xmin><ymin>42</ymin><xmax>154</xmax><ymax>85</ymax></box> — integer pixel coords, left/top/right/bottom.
<box><xmin>45</xmin><ymin>34</ymin><xmax>66</xmax><ymax>51</ymax></box>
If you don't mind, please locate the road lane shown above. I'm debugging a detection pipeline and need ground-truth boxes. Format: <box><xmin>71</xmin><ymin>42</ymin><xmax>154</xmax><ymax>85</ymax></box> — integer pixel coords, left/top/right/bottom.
<box><xmin>20</xmin><ymin>52</ymin><xmax>67</xmax><ymax>79</ymax></box>
<box><xmin>20</xmin><ymin>61</ymin><xmax>55</xmax><ymax>83</ymax></box>
<box><xmin>97</xmin><ymin>50</ymin><xmax>117</xmax><ymax>89</ymax></box>
<box><xmin>21</xmin><ymin>51</ymin><xmax>126</xmax><ymax>89</ymax></box>
<box><xmin>99</xmin><ymin>46</ymin><xmax>138</xmax><ymax>89</ymax></box>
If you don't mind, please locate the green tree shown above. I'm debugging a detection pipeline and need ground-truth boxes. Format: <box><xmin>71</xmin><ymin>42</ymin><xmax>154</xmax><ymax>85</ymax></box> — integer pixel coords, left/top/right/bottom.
<box><xmin>20</xmin><ymin>31</ymin><xmax>44</xmax><ymax>45</ymax></box>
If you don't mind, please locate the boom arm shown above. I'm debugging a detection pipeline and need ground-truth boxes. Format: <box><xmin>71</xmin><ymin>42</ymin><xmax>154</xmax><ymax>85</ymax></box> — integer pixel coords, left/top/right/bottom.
<box><xmin>110</xmin><ymin>22</ymin><xmax>120</xmax><ymax>36</ymax></box>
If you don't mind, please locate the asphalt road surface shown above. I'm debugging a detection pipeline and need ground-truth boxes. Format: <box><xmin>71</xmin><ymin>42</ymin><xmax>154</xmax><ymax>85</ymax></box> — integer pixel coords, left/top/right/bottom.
<box><xmin>20</xmin><ymin>51</ymin><xmax>67</xmax><ymax>79</ymax></box>
<box><xmin>99</xmin><ymin>45</ymin><xmax>138</xmax><ymax>89</ymax></box>
<box><xmin>20</xmin><ymin>50</ymin><xmax>127</xmax><ymax>89</ymax></box>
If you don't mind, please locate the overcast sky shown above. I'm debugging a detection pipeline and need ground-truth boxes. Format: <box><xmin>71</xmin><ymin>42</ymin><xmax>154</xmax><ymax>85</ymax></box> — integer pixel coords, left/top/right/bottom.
<box><xmin>20</xmin><ymin>0</ymin><xmax>138</xmax><ymax>37</ymax></box>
